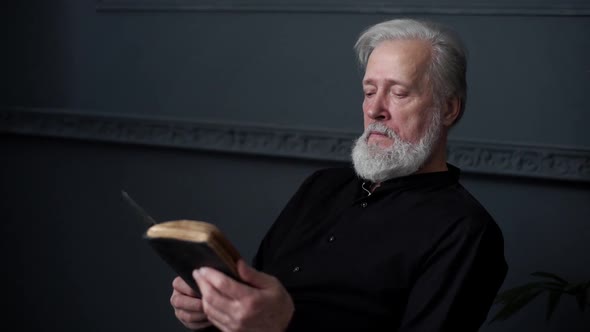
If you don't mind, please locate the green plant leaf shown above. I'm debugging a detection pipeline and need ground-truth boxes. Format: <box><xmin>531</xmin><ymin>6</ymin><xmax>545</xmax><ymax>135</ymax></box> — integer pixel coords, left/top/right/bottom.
<box><xmin>490</xmin><ymin>289</ymin><xmax>544</xmax><ymax>323</ymax></box>
<box><xmin>546</xmin><ymin>290</ymin><xmax>562</xmax><ymax>321</ymax></box>
<box><xmin>565</xmin><ymin>282</ymin><xmax>586</xmax><ymax>294</ymax></box>
<box><xmin>531</xmin><ymin>271</ymin><xmax>568</xmax><ymax>285</ymax></box>
<box><xmin>491</xmin><ymin>274</ymin><xmax>590</xmax><ymax>324</ymax></box>
<box><xmin>541</xmin><ymin>281</ymin><xmax>568</xmax><ymax>291</ymax></box>
<box><xmin>495</xmin><ymin>282</ymin><xmax>546</xmax><ymax>304</ymax></box>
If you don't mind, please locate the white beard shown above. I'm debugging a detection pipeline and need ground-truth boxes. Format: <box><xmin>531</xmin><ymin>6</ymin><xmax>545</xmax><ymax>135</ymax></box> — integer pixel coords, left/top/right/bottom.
<box><xmin>351</xmin><ymin>109</ymin><xmax>442</xmax><ymax>183</ymax></box>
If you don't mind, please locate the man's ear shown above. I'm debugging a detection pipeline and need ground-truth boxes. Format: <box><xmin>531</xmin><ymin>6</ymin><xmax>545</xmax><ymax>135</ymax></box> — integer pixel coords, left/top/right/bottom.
<box><xmin>442</xmin><ymin>97</ymin><xmax>461</xmax><ymax>127</ymax></box>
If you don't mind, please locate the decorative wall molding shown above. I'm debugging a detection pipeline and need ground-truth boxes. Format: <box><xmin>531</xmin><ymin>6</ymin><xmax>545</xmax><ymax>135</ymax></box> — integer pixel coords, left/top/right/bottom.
<box><xmin>447</xmin><ymin>141</ymin><xmax>590</xmax><ymax>183</ymax></box>
<box><xmin>96</xmin><ymin>0</ymin><xmax>590</xmax><ymax>17</ymax></box>
<box><xmin>2</xmin><ymin>107</ymin><xmax>589</xmax><ymax>183</ymax></box>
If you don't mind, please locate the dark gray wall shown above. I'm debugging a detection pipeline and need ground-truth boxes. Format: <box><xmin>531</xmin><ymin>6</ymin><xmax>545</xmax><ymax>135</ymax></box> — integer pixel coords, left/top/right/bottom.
<box><xmin>2</xmin><ymin>1</ymin><xmax>589</xmax><ymax>331</ymax></box>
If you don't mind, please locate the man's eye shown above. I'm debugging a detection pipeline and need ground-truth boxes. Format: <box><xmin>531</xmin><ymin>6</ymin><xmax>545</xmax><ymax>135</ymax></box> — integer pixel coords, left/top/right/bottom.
<box><xmin>364</xmin><ymin>91</ymin><xmax>375</xmax><ymax>97</ymax></box>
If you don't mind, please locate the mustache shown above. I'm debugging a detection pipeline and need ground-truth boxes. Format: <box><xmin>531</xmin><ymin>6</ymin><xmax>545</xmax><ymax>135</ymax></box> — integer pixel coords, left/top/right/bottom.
<box><xmin>363</xmin><ymin>123</ymin><xmax>398</xmax><ymax>140</ymax></box>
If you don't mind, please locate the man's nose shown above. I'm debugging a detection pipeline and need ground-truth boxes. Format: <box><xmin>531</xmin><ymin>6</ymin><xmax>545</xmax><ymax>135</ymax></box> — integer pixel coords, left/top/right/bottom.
<box><xmin>366</xmin><ymin>93</ymin><xmax>391</xmax><ymax>121</ymax></box>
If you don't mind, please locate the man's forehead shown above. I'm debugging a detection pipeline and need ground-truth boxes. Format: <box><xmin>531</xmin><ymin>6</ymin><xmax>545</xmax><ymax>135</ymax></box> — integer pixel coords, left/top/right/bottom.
<box><xmin>368</xmin><ymin>39</ymin><xmax>432</xmax><ymax>65</ymax></box>
<box><xmin>363</xmin><ymin>39</ymin><xmax>432</xmax><ymax>84</ymax></box>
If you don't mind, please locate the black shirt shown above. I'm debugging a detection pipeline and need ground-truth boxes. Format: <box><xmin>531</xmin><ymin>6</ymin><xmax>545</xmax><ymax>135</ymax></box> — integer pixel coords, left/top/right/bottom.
<box><xmin>253</xmin><ymin>164</ymin><xmax>508</xmax><ymax>331</ymax></box>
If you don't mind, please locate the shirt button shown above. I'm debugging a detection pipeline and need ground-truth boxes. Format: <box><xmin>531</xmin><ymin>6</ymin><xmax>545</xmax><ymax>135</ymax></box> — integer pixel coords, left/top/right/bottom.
<box><xmin>292</xmin><ymin>266</ymin><xmax>301</xmax><ymax>272</ymax></box>
<box><xmin>328</xmin><ymin>235</ymin><xmax>335</xmax><ymax>242</ymax></box>
<box><xmin>361</xmin><ymin>202</ymin><xmax>368</xmax><ymax>208</ymax></box>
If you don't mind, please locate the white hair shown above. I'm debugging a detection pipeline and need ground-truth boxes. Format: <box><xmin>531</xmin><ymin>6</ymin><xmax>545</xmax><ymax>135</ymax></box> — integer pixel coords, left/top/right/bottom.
<box><xmin>354</xmin><ymin>18</ymin><xmax>468</xmax><ymax>125</ymax></box>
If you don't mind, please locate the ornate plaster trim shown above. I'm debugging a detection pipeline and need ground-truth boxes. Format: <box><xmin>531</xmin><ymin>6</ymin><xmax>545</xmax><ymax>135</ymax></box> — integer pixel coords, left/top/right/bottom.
<box><xmin>447</xmin><ymin>141</ymin><xmax>590</xmax><ymax>183</ymax></box>
<box><xmin>96</xmin><ymin>0</ymin><xmax>590</xmax><ymax>17</ymax></box>
<box><xmin>1</xmin><ymin>107</ymin><xmax>589</xmax><ymax>183</ymax></box>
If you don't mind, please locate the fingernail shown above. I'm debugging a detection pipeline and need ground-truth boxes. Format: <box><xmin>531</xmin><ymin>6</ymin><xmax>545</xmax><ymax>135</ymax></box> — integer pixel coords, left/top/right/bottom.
<box><xmin>193</xmin><ymin>269</ymin><xmax>200</xmax><ymax>279</ymax></box>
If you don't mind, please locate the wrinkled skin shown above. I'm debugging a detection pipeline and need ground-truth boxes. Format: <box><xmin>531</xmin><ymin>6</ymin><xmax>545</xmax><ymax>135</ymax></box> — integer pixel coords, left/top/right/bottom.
<box><xmin>171</xmin><ymin>260</ymin><xmax>294</xmax><ymax>332</ymax></box>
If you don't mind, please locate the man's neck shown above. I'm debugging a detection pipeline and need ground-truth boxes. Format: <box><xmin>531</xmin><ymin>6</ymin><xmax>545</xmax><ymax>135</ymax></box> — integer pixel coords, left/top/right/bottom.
<box><xmin>415</xmin><ymin>135</ymin><xmax>449</xmax><ymax>174</ymax></box>
<box><xmin>370</xmin><ymin>182</ymin><xmax>381</xmax><ymax>192</ymax></box>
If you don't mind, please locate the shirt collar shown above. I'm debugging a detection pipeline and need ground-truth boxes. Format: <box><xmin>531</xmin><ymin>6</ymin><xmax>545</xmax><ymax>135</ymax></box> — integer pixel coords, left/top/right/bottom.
<box><xmin>360</xmin><ymin>163</ymin><xmax>461</xmax><ymax>195</ymax></box>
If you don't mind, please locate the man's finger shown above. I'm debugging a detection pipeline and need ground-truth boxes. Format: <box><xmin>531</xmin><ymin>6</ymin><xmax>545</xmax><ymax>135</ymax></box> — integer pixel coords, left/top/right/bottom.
<box><xmin>194</xmin><ymin>269</ymin><xmax>235</xmax><ymax>311</ymax></box>
<box><xmin>198</xmin><ymin>267</ymin><xmax>251</xmax><ymax>299</ymax></box>
<box><xmin>170</xmin><ymin>289</ymin><xmax>204</xmax><ymax>312</ymax></box>
<box><xmin>174</xmin><ymin>309</ymin><xmax>212</xmax><ymax>330</ymax></box>
<box><xmin>236</xmin><ymin>259</ymin><xmax>277</xmax><ymax>289</ymax></box>
<box><xmin>172</xmin><ymin>276</ymin><xmax>198</xmax><ymax>297</ymax></box>
<box><xmin>174</xmin><ymin>308</ymin><xmax>209</xmax><ymax>324</ymax></box>
<box><xmin>198</xmin><ymin>299</ymin><xmax>234</xmax><ymax>332</ymax></box>
<box><xmin>194</xmin><ymin>270</ymin><xmax>235</xmax><ymax>330</ymax></box>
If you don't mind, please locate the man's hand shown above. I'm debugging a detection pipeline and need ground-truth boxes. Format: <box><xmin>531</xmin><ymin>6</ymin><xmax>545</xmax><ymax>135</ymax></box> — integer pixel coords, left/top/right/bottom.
<box><xmin>170</xmin><ymin>276</ymin><xmax>212</xmax><ymax>330</ymax></box>
<box><xmin>194</xmin><ymin>260</ymin><xmax>294</xmax><ymax>332</ymax></box>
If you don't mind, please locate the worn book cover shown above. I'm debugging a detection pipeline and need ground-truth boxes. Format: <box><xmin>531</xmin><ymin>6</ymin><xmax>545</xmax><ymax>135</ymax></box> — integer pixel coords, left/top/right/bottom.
<box><xmin>145</xmin><ymin>220</ymin><xmax>242</xmax><ymax>298</ymax></box>
<box><xmin>121</xmin><ymin>191</ymin><xmax>241</xmax><ymax>298</ymax></box>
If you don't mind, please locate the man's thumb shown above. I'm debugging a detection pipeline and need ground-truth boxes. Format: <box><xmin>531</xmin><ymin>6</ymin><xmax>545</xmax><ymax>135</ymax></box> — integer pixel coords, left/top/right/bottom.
<box><xmin>237</xmin><ymin>260</ymin><xmax>275</xmax><ymax>288</ymax></box>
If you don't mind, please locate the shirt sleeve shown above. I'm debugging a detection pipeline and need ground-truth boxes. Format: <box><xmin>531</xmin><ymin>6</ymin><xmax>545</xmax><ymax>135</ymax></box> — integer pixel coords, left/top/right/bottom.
<box><xmin>398</xmin><ymin>217</ymin><xmax>508</xmax><ymax>332</ymax></box>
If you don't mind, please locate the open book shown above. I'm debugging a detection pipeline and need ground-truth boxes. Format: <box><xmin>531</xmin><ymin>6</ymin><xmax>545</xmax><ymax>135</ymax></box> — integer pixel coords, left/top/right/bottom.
<box><xmin>122</xmin><ymin>191</ymin><xmax>242</xmax><ymax>297</ymax></box>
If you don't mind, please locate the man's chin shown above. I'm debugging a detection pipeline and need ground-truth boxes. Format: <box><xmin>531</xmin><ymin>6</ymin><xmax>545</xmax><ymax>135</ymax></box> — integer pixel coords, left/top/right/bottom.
<box><xmin>367</xmin><ymin>136</ymin><xmax>394</xmax><ymax>148</ymax></box>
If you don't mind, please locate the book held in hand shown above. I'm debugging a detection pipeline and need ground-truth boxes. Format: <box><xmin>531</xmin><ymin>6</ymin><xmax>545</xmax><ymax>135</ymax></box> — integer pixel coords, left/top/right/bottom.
<box><xmin>145</xmin><ymin>220</ymin><xmax>242</xmax><ymax>297</ymax></box>
<box><xmin>121</xmin><ymin>191</ymin><xmax>242</xmax><ymax>297</ymax></box>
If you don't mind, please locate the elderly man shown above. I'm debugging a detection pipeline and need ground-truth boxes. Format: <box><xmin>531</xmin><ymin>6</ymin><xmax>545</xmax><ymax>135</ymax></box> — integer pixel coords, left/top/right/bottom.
<box><xmin>170</xmin><ymin>18</ymin><xmax>508</xmax><ymax>332</ymax></box>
